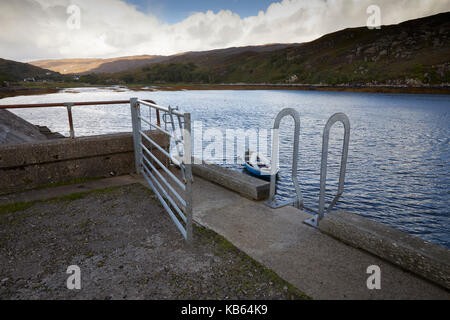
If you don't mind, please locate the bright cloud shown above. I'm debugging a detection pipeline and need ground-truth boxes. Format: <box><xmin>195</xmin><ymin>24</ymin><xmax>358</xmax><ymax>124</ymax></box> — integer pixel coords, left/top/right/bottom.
<box><xmin>1</xmin><ymin>0</ymin><xmax>449</xmax><ymax>61</ymax></box>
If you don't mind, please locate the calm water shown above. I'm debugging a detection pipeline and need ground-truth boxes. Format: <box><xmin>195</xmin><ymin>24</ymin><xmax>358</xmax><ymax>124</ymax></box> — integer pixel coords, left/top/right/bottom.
<box><xmin>1</xmin><ymin>87</ymin><xmax>449</xmax><ymax>248</ymax></box>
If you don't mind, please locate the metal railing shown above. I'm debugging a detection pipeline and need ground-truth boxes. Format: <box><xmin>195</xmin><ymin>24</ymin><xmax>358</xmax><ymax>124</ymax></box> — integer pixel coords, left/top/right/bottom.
<box><xmin>0</xmin><ymin>100</ymin><xmax>154</xmax><ymax>139</ymax></box>
<box><xmin>264</xmin><ymin>109</ymin><xmax>350</xmax><ymax>227</ymax></box>
<box><xmin>305</xmin><ymin>113</ymin><xmax>350</xmax><ymax>227</ymax></box>
<box><xmin>265</xmin><ymin>108</ymin><xmax>303</xmax><ymax>209</ymax></box>
<box><xmin>130</xmin><ymin>98</ymin><xmax>193</xmax><ymax>243</ymax></box>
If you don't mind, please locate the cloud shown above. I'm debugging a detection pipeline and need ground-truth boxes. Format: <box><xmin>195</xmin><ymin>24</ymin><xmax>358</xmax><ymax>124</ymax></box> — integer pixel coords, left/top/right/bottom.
<box><xmin>1</xmin><ymin>0</ymin><xmax>449</xmax><ymax>62</ymax></box>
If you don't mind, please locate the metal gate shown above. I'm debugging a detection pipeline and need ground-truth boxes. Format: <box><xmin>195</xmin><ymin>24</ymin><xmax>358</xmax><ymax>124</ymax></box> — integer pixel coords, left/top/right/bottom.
<box><xmin>130</xmin><ymin>98</ymin><xmax>193</xmax><ymax>243</ymax></box>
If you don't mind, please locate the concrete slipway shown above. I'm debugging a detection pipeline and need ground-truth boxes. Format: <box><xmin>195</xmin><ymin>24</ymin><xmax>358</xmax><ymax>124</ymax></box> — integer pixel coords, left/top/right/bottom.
<box><xmin>4</xmin><ymin>174</ymin><xmax>447</xmax><ymax>300</ymax></box>
<box><xmin>190</xmin><ymin>175</ymin><xmax>448</xmax><ymax>300</ymax></box>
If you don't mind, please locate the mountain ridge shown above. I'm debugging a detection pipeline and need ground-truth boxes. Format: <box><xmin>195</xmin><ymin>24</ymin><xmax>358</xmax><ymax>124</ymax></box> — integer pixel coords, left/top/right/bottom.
<box><xmin>104</xmin><ymin>12</ymin><xmax>450</xmax><ymax>86</ymax></box>
<box><xmin>29</xmin><ymin>44</ymin><xmax>298</xmax><ymax>75</ymax></box>
<box><xmin>13</xmin><ymin>12</ymin><xmax>450</xmax><ymax>86</ymax></box>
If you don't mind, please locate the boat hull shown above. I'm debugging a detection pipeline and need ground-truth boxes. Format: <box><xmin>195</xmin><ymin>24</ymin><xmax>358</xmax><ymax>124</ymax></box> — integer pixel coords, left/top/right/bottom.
<box><xmin>244</xmin><ymin>162</ymin><xmax>275</xmax><ymax>181</ymax></box>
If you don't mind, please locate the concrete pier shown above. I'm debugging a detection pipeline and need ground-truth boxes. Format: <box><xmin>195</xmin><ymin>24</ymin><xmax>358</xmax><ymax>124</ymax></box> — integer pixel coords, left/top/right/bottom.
<box><xmin>190</xmin><ymin>175</ymin><xmax>449</xmax><ymax>299</ymax></box>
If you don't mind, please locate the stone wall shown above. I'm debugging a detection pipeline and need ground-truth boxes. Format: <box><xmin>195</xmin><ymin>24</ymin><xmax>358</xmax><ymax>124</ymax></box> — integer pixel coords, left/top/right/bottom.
<box><xmin>0</xmin><ymin>131</ymin><xmax>169</xmax><ymax>195</ymax></box>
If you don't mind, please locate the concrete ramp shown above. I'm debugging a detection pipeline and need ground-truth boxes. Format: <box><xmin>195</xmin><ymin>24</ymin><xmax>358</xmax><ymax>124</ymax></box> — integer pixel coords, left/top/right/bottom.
<box><xmin>0</xmin><ymin>109</ymin><xmax>48</xmax><ymax>145</ymax></box>
<box><xmin>192</xmin><ymin>175</ymin><xmax>449</xmax><ymax>300</ymax></box>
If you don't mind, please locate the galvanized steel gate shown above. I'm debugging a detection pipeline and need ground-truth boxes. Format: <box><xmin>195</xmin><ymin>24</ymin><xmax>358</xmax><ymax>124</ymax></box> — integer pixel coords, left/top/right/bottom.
<box><xmin>130</xmin><ymin>98</ymin><xmax>193</xmax><ymax>243</ymax></box>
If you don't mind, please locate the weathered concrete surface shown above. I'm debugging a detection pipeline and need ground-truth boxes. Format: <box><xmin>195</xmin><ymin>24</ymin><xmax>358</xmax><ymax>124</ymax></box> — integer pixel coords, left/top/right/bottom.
<box><xmin>0</xmin><ymin>132</ymin><xmax>169</xmax><ymax>195</ymax></box>
<box><xmin>0</xmin><ymin>183</ymin><xmax>307</xmax><ymax>300</ymax></box>
<box><xmin>35</xmin><ymin>125</ymin><xmax>65</xmax><ymax>140</ymax></box>
<box><xmin>318</xmin><ymin>210</ymin><xmax>450</xmax><ymax>290</ymax></box>
<box><xmin>2</xmin><ymin>171</ymin><xmax>449</xmax><ymax>300</ymax></box>
<box><xmin>191</xmin><ymin>175</ymin><xmax>450</xmax><ymax>300</ymax></box>
<box><xmin>0</xmin><ymin>176</ymin><xmax>137</xmax><ymax>206</ymax></box>
<box><xmin>0</xmin><ymin>109</ymin><xmax>48</xmax><ymax>145</ymax></box>
<box><xmin>192</xmin><ymin>162</ymin><xmax>269</xmax><ymax>200</ymax></box>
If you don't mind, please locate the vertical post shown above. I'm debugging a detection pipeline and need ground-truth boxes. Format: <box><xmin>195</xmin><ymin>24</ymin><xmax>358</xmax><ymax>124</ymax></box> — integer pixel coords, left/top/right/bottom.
<box><xmin>318</xmin><ymin>113</ymin><xmax>350</xmax><ymax>221</ymax></box>
<box><xmin>264</xmin><ymin>108</ymin><xmax>302</xmax><ymax>209</ymax></box>
<box><xmin>65</xmin><ymin>103</ymin><xmax>75</xmax><ymax>139</ymax></box>
<box><xmin>305</xmin><ymin>113</ymin><xmax>350</xmax><ymax>228</ymax></box>
<box><xmin>156</xmin><ymin>109</ymin><xmax>161</xmax><ymax>127</ymax></box>
<box><xmin>268</xmin><ymin>128</ymin><xmax>279</xmax><ymax>203</ymax></box>
<box><xmin>130</xmin><ymin>98</ymin><xmax>142</xmax><ymax>175</ymax></box>
<box><xmin>318</xmin><ymin>127</ymin><xmax>330</xmax><ymax>221</ymax></box>
<box><xmin>183</xmin><ymin>113</ymin><xmax>193</xmax><ymax>244</ymax></box>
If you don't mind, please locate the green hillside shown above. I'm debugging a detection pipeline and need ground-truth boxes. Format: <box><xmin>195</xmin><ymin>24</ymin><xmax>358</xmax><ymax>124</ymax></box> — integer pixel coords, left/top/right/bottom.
<box><xmin>93</xmin><ymin>12</ymin><xmax>450</xmax><ymax>86</ymax></box>
<box><xmin>0</xmin><ymin>58</ymin><xmax>61</xmax><ymax>83</ymax></box>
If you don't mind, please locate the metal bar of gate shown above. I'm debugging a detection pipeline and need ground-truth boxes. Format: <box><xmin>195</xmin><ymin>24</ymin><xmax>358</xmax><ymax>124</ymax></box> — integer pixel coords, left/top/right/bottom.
<box><xmin>140</xmin><ymin>141</ymin><xmax>185</xmax><ymax>191</ymax></box>
<box><xmin>131</xmin><ymin>98</ymin><xmax>193</xmax><ymax>243</ymax></box>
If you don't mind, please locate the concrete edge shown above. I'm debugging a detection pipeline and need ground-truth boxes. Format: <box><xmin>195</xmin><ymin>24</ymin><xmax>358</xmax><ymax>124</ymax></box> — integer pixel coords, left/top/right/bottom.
<box><xmin>192</xmin><ymin>161</ymin><xmax>269</xmax><ymax>200</ymax></box>
<box><xmin>318</xmin><ymin>210</ymin><xmax>450</xmax><ymax>290</ymax></box>
<box><xmin>0</xmin><ymin>175</ymin><xmax>138</xmax><ymax>205</ymax></box>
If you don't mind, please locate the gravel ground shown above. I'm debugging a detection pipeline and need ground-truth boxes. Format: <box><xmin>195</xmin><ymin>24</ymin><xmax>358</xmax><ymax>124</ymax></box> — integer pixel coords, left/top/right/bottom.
<box><xmin>0</xmin><ymin>184</ymin><xmax>308</xmax><ymax>300</ymax></box>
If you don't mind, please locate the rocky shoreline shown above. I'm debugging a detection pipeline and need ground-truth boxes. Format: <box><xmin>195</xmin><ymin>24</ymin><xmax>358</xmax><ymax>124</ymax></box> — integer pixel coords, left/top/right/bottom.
<box><xmin>0</xmin><ymin>87</ymin><xmax>59</xmax><ymax>99</ymax></box>
<box><xmin>1</xmin><ymin>83</ymin><xmax>449</xmax><ymax>100</ymax></box>
<box><xmin>129</xmin><ymin>83</ymin><xmax>450</xmax><ymax>94</ymax></box>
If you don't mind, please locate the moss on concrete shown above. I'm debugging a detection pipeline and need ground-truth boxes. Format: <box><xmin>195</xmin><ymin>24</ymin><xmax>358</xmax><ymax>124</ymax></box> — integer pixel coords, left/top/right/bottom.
<box><xmin>0</xmin><ymin>185</ymin><xmax>123</xmax><ymax>218</ymax></box>
<box><xmin>195</xmin><ymin>225</ymin><xmax>311</xmax><ymax>300</ymax></box>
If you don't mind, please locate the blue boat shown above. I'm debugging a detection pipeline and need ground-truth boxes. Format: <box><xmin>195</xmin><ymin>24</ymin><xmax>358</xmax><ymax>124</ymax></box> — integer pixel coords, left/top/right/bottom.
<box><xmin>243</xmin><ymin>151</ymin><xmax>278</xmax><ymax>180</ymax></box>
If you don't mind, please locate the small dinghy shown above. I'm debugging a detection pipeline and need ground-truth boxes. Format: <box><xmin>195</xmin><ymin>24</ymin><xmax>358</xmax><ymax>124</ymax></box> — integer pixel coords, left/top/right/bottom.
<box><xmin>243</xmin><ymin>150</ymin><xmax>279</xmax><ymax>180</ymax></box>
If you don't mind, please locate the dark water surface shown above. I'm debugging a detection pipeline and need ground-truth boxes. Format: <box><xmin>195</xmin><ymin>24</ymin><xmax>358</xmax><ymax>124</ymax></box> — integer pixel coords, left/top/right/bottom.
<box><xmin>2</xmin><ymin>88</ymin><xmax>449</xmax><ymax>248</ymax></box>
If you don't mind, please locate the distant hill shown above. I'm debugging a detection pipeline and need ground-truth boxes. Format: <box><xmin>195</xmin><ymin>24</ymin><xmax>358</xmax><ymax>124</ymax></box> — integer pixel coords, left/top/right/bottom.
<box><xmin>29</xmin><ymin>44</ymin><xmax>298</xmax><ymax>75</ymax></box>
<box><xmin>0</xmin><ymin>58</ymin><xmax>59</xmax><ymax>82</ymax></box>
<box><xmin>30</xmin><ymin>55</ymin><xmax>166</xmax><ymax>74</ymax></box>
<box><xmin>28</xmin><ymin>12</ymin><xmax>450</xmax><ymax>86</ymax></box>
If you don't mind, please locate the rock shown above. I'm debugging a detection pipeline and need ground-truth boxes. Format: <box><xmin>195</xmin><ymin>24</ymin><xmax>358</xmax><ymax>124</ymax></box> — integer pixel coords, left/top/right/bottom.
<box><xmin>406</xmin><ymin>78</ymin><xmax>423</xmax><ymax>86</ymax></box>
<box><xmin>364</xmin><ymin>47</ymin><xmax>377</xmax><ymax>55</ymax></box>
<box><xmin>433</xmin><ymin>38</ymin><xmax>441</xmax><ymax>47</ymax></box>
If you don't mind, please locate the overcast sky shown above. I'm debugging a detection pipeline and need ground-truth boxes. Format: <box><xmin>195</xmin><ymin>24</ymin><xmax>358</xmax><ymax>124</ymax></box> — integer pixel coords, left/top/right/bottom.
<box><xmin>1</xmin><ymin>0</ymin><xmax>449</xmax><ymax>62</ymax></box>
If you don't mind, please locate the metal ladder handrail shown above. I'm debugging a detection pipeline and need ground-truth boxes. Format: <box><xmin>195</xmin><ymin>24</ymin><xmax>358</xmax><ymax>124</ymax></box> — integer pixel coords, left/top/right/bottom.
<box><xmin>305</xmin><ymin>113</ymin><xmax>350</xmax><ymax>227</ymax></box>
<box><xmin>264</xmin><ymin>108</ymin><xmax>303</xmax><ymax>209</ymax></box>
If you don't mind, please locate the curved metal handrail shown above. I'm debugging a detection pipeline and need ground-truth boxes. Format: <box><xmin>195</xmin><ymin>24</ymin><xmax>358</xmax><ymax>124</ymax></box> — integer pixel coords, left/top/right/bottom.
<box><xmin>264</xmin><ymin>108</ymin><xmax>303</xmax><ymax>209</ymax></box>
<box><xmin>305</xmin><ymin>113</ymin><xmax>350</xmax><ymax>227</ymax></box>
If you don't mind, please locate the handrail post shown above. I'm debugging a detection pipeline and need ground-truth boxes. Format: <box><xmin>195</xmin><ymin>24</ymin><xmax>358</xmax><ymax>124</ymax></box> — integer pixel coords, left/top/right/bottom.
<box><xmin>184</xmin><ymin>113</ymin><xmax>193</xmax><ymax>244</ymax></box>
<box><xmin>65</xmin><ymin>103</ymin><xmax>75</xmax><ymax>139</ymax></box>
<box><xmin>305</xmin><ymin>113</ymin><xmax>350</xmax><ymax>227</ymax></box>
<box><xmin>264</xmin><ymin>108</ymin><xmax>303</xmax><ymax>209</ymax></box>
<box><xmin>130</xmin><ymin>97</ymin><xmax>142</xmax><ymax>175</ymax></box>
